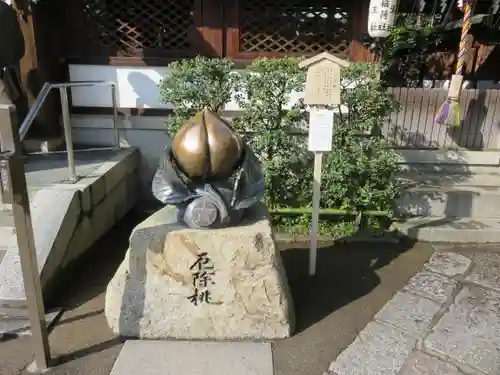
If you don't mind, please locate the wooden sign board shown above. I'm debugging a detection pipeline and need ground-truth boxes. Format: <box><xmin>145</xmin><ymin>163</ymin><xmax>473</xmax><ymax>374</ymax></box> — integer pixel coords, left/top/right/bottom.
<box><xmin>299</xmin><ymin>52</ymin><xmax>350</xmax><ymax>106</ymax></box>
<box><xmin>299</xmin><ymin>52</ymin><xmax>349</xmax><ymax>277</ymax></box>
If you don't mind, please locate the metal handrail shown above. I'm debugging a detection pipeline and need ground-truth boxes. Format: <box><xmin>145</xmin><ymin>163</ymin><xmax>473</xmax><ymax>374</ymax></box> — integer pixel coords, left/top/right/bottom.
<box><xmin>19</xmin><ymin>80</ymin><xmax>119</xmax><ymax>181</ymax></box>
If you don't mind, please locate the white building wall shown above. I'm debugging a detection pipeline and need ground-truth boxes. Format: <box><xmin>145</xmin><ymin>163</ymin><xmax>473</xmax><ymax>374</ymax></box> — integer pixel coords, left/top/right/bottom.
<box><xmin>68</xmin><ymin>64</ymin><xmax>311</xmax><ymax>202</ymax></box>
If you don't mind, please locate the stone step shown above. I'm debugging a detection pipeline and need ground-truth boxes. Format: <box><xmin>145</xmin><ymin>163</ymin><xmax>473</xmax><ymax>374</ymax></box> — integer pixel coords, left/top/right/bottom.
<box><xmin>391</xmin><ymin>216</ymin><xmax>500</xmax><ymax>243</ymax></box>
<box><xmin>396</xmin><ymin>149</ymin><xmax>500</xmax><ymax>166</ymax></box>
<box><xmin>398</xmin><ymin>164</ymin><xmax>500</xmax><ymax>175</ymax></box>
<box><xmin>396</xmin><ymin>185</ymin><xmax>500</xmax><ymax>218</ymax></box>
<box><xmin>397</xmin><ymin>170</ymin><xmax>500</xmax><ymax>217</ymax></box>
<box><xmin>399</xmin><ymin>171</ymin><xmax>500</xmax><ymax>187</ymax></box>
<box><xmin>109</xmin><ymin>341</ymin><xmax>273</xmax><ymax>375</ymax></box>
<box><xmin>396</xmin><ymin>150</ymin><xmax>500</xmax><ymax>176</ymax></box>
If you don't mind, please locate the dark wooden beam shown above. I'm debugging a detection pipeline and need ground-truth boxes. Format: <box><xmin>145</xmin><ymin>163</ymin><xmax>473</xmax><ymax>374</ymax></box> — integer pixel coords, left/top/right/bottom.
<box><xmin>12</xmin><ymin>0</ymin><xmax>62</xmax><ymax>138</ymax></box>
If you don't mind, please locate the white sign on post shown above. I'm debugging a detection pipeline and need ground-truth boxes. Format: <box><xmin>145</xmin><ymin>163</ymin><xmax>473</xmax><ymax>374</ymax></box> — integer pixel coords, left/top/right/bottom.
<box><xmin>299</xmin><ymin>53</ymin><xmax>349</xmax><ymax>276</ymax></box>
<box><xmin>308</xmin><ymin>107</ymin><xmax>334</xmax><ymax>152</ymax></box>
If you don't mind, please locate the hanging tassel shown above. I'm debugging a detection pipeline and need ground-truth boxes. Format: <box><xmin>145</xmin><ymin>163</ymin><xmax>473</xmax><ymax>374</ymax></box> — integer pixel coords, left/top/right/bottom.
<box><xmin>435</xmin><ymin>0</ymin><xmax>472</xmax><ymax>127</ymax></box>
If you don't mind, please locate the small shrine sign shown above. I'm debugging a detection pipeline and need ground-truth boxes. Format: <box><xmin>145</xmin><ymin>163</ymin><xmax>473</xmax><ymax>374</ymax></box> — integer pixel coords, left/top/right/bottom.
<box><xmin>299</xmin><ymin>52</ymin><xmax>349</xmax><ymax>107</ymax></box>
<box><xmin>299</xmin><ymin>52</ymin><xmax>350</xmax><ymax>276</ymax></box>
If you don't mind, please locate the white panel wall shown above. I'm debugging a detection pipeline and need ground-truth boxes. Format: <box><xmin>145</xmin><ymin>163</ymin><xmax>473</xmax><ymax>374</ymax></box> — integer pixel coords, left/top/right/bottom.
<box><xmin>68</xmin><ymin>64</ymin><xmax>346</xmax><ymax>111</ymax></box>
<box><xmin>68</xmin><ymin>65</ymin><xmax>172</xmax><ymax>108</ymax></box>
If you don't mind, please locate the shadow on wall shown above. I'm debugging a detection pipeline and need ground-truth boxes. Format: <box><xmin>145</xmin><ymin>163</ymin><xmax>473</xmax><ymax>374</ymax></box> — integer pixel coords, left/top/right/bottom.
<box><xmin>127</xmin><ymin>72</ymin><xmax>163</xmax><ymax>110</ymax></box>
<box><xmin>121</xmin><ymin>72</ymin><xmax>170</xmax><ymax>205</ymax></box>
<box><xmin>383</xmin><ymin>88</ymin><xmax>495</xmax><ymax>150</ymax></box>
<box><xmin>394</xmin><ymin>145</ymin><xmax>475</xmax><ymax>220</ymax></box>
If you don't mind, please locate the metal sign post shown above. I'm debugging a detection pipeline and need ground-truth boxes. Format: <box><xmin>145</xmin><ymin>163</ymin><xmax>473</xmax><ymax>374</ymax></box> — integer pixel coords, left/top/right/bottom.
<box><xmin>0</xmin><ymin>104</ymin><xmax>50</xmax><ymax>370</ymax></box>
<box><xmin>299</xmin><ymin>53</ymin><xmax>350</xmax><ymax>276</ymax></box>
<box><xmin>307</xmin><ymin>108</ymin><xmax>333</xmax><ymax>276</ymax></box>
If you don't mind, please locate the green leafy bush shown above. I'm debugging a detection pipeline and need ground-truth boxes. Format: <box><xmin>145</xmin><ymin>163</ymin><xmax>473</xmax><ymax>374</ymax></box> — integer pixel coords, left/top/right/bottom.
<box><xmin>377</xmin><ymin>16</ymin><xmax>443</xmax><ymax>87</ymax></box>
<box><xmin>158</xmin><ymin>56</ymin><xmax>239</xmax><ymax>135</ymax></box>
<box><xmin>157</xmin><ymin>56</ymin><xmax>403</xmax><ymax>237</ymax></box>
<box><xmin>318</xmin><ymin>63</ymin><xmax>403</xmax><ymax>214</ymax></box>
<box><xmin>232</xmin><ymin>57</ymin><xmax>310</xmax><ymax>207</ymax></box>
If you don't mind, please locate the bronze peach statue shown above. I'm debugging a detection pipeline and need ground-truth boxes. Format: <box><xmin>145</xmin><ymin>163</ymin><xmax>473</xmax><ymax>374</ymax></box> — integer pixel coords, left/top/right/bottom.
<box><xmin>152</xmin><ymin>107</ymin><xmax>265</xmax><ymax>229</ymax></box>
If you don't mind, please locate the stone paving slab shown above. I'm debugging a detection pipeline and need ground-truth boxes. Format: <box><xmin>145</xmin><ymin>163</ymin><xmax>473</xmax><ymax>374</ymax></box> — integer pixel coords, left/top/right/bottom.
<box><xmin>466</xmin><ymin>253</ymin><xmax>500</xmax><ymax>292</ymax></box>
<box><xmin>374</xmin><ymin>291</ymin><xmax>441</xmax><ymax>338</ymax></box>
<box><xmin>399</xmin><ymin>351</ymin><xmax>465</xmax><ymax>375</ymax></box>
<box><xmin>325</xmin><ymin>251</ymin><xmax>500</xmax><ymax>375</ymax></box>
<box><xmin>404</xmin><ymin>271</ymin><xmax>459</xmax><ymax>304</ymax></box>
<box><xmin>424</xmin><ymin>284</ymin><xmax>500</xmax><ymax>375</ymax></box>
<box><xmin>109</xmin><ymin>340</ymin><xmax>273</xmax><ymax>375</ymax></box>
<box><xmin>328</xmin><ymin>321</ymin><xmax>416</xmax><ymax>375</ymax></box>
<box><xmin>424</xmin><ymin>252</ymin><xmax>471</xmax><ymax>278</ymax></box>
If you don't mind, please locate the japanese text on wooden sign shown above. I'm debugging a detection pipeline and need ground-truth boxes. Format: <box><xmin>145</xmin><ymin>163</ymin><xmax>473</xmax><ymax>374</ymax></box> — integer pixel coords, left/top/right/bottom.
<box><xmin>368</xmin><ymin>0</ymin><xmax>397</xmax><ymax>35</ymax></box>
<box><xmin>299</xmin><ymin>53</ymin><xmax>349</xmax><ymax>106</ymax></box>
<box><xmin>304</xmin><ymin>61</ymin><xmax>340</xmax><ymax>106</ymax></box>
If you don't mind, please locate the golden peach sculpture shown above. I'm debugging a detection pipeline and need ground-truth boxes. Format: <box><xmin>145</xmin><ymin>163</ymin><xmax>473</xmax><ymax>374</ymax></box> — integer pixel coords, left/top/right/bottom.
<box><xmin>152</xmin><ymin>107</ymin><xmax>264</xmax><ymax>229</ymax></box>
<box><xmin>171</xmin><ymin>108</ymin><xmax>244</xmax><ymax>181</ymax></box>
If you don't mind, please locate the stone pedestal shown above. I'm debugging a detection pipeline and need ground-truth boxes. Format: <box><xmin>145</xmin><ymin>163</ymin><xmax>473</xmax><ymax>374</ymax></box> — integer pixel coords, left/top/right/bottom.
<box><xmin>105</xmin><ymin>204</ymin><xmax>295</xmax><ymax>340</ymax></box>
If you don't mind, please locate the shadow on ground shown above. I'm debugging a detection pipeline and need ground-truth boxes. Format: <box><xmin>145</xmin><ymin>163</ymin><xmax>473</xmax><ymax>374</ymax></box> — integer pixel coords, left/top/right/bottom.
<box><xmin>42</xmin><ymin>210</ymin><xmax>149</xmax><ymax>372</ymax></box>
<box><xmin>0</xmin><ymin>211</ymin><xmax>433</xmax><ymax>375</ymax></box>
<box><xmin>281</xmin><ymin>239</ymin><xmax>417</xmax><ymax>334</ymax></box>
<box><xmin>274</xmin><ymin>239</ymin><xmax>433</xmax><ymax>375</ymax></box>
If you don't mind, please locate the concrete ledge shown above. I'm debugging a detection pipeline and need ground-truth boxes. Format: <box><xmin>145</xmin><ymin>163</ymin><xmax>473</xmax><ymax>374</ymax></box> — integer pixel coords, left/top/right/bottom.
<box><xmin>396</xmin><ymin>186</ymin><xmax>500</xmax><ymax>218</ymax></box>
<box><xmin>61</xmin><ymin>172</ymin><xmax>138</xmax><ymax>268</ymax></box>
<box><xmin>392</xmin><ymin>217</ymin><xmax>500</xmax><ymax>243</ymax></box>
<box><xmin>0</xmin><ymin>148</ymin><xmax>140</xmax><ymax>309</ymax></box>
<box><xmin>51</xmin><ymin>148</ymin><xmax>140</xmax><ymax>212</ymax></box>
<box><xmin>396</xmin><ymin>150</ymin><xmax>500</xmax><ymax>166</ymax></box>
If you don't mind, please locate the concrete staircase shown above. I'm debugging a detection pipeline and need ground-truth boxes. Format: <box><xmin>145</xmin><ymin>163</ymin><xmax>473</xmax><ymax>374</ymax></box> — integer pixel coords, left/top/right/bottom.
<box><xmin>392</xmin><ymin>150</ymin><xmax>500</xmax><ymax>243</ymax></box>
<box><xmin>0</xmin><ymin>147</ymin><xmax>139</xmax><ymax>334</ymax></box>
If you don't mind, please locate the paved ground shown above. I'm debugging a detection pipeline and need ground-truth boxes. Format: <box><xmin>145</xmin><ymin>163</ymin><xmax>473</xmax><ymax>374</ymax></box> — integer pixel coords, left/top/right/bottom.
<box><xmin>0</xmin><ymin>211</ymin><xmax>434</xmax><ymax>375</ymax></box>
<box><xmin>328</xmin><ymin>247</ymin><xmax>500</xmax><ymax>375</ymax></box>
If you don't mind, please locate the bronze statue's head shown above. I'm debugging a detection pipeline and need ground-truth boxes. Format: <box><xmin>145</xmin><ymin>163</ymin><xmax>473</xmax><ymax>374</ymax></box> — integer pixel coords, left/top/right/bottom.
<box><xmin>171</xmin><ymin>107</ymin><xmax>244</xmax><ymax>181</ymax></box>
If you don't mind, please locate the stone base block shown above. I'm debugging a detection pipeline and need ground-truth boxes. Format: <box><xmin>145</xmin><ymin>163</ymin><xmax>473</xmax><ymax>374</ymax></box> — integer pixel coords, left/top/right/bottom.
<box><xmin>105</xmin><ymin>204</ymin><xmax>295</xmax><ymax>340</ymax></box>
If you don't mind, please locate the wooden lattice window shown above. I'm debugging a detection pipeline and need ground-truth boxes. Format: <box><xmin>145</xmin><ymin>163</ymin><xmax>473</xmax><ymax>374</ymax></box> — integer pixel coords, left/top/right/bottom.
<box><xmin>226</xmin><ymin>0</ymin><xmax>354</xmax><ymax>59</ymax></box>
<box><xmin>62</xmin><ymin>0</ymin><xmax>215</xmax><ymax>61</ymax></box>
